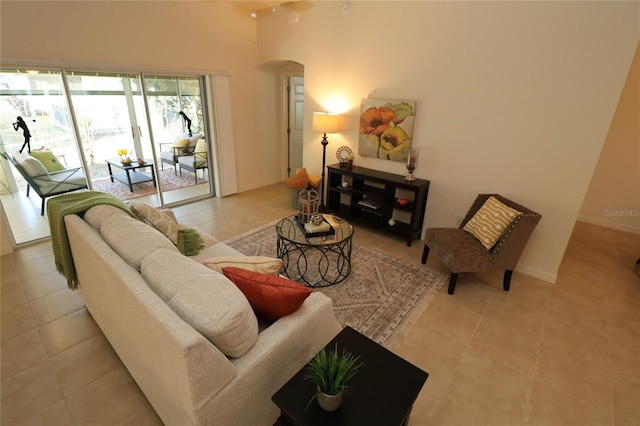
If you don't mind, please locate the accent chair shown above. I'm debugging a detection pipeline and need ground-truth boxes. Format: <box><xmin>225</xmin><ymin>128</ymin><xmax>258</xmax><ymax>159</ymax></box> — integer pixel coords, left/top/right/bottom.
<box><xmin>422</xmin><ymin>194</ymin><xmax>541</xmax><ymax>295</ymax></box>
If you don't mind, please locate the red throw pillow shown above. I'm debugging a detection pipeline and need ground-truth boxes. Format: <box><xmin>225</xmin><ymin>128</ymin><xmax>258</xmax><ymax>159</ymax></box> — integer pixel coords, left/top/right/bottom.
<box><xmin>222</xmin><ymin>267</ymin><xmax>312</xmax><ymax>322</ymax></box>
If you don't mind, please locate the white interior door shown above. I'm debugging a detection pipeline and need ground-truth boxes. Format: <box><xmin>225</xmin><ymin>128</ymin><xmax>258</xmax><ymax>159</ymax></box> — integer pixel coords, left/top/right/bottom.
<box><xmin>288</xmin><ymin>76</ymin><xmax>304</xmax><ymax>173</ymax></box>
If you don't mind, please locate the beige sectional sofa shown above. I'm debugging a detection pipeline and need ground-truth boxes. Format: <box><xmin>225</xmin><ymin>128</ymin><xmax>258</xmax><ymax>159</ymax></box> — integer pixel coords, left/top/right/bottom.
<box><xmin>64</xmin><ymin>204</ymin><xmax>341</xmax><ymax>425</ymax></box>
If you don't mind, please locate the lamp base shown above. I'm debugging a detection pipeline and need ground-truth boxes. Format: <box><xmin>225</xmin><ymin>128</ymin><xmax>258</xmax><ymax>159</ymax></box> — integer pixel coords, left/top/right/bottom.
<box><xmin>320</xmin><ymin>135</ymin><xmax>329</xmax><ymax>212</ymax></box>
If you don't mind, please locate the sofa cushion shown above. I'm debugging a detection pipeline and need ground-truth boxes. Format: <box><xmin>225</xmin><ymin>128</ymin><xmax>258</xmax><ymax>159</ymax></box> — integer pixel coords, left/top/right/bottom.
<box><xmin>172</xmin><ymin>136</ymin><xmax>190</xmax><ymax>154</ymax></box>
<box><xmin>463</xmin><ymin>196</ymin><xmax>522</xmax><ymax>250</ymax></box>
<box><xmin>84</xmin><ymin>205</ymin><xmax>131</xmax><ymax>230</ymax></box>
<box><xmin>101</xmin><ymin>215</ymin><xmax>179</xmax><ymax>270</ymax></box>
<box><xmin>130</xmin><ymin>202</ymin><xmax>179</xmax><ymax>245</ymax></box>
<box><xmin>29</xmin><ymin>149</ymin><xmax>65</xmax><ymax>172</ymax></box>
<box><xmin>202</xmin><ymin>256</ymin><xmax>282</xmax><ymax>275</ymax></box>
<box><xmin>39</xmin><ymin>170</ymin><xmax>87</xmax><ymax>195</ymax></box>
<box><xmin>142</xmin><ymin>249</ymin><xmax>258</xmax><ymax>357</ymax></box>
<box><xmin>222</xmin><ymin>267</ymin><xmax>312</xmax><ymax>322</ymax></box>
<box><xmin>187</xmin><ymin>132</ymin><xmax>203</xmax><ymax>146</ymax></box>
<box><xmin>194</xmin><ymin>138</ymin><xmax>207</xmax><ymax>160</ymax></box>
<box><xmin>18</xmin><ymin>155</ymin><xmax>50</xmax><ymax>179</ymax></box>
<box><xmin>190</xmin><ymin>242</ymin><xmax>243</xmax><ymax>263</ymax></box>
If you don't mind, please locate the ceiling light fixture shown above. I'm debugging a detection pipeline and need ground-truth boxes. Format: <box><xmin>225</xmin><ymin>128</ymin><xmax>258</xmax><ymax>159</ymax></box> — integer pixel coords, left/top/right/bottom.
<box><xmin>250</xmin><ymin>1</ymin><xmax>257</xmax><ymax>18</ymax></box>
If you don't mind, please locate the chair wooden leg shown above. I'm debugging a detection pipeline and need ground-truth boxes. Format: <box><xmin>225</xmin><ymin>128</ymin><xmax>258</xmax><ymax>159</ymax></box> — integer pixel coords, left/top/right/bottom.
<box><xmin>26</xmin><ymin>184</ymin><xmax>30</xmax><ymax>197</ymax></box>
<box><xmin>448</xmin><ymin>273</ymin><xmax>459</xmax><ymax>295</ymax></box>
<box><xmin>421</xmin><ymin>244</ymin><xmax>430</xmax><ymax>264</ymax></box>
<box><xmin>503</xmin><ymin>270</ymin><xmax>513</xmax><ymax>291</ymax></box>
<box><xmin>41</xmin><ymin>198</ymin><xmax>45</xmax><ymax>216</ymax></box>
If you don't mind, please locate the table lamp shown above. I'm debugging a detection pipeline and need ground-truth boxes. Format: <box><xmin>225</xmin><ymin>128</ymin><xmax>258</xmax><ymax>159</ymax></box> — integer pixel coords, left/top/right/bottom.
<box><xmin>312</xmin><ymin>112</ymin><xmax>342</xmax><ymax>211</ymax></box>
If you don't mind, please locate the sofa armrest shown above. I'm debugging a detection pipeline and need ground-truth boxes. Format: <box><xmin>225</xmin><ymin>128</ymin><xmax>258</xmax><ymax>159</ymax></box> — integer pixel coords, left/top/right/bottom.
<box><xmin>199</xmin><ymin>293</ymin><xmax>341</xmax><ymax>425</ymax></box>
<box><xmin>233</xmin><ymin>292</ymin><xmax>341</xmax><ymax>371</ymax></box>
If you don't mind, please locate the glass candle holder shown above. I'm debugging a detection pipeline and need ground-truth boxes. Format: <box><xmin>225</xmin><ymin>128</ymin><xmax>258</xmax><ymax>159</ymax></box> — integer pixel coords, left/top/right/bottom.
<box><xmin>405</xmin><ymin>145</ymin><xmax>421</xmax><ymax>181</ymax></box>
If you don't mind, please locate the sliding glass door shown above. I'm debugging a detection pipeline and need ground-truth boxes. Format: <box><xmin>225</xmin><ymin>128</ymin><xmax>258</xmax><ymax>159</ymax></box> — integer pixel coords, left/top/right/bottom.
<box><xmin>0</xmin><ymin>69</ymin><xmax>82</xmax><ymax>243</ymax></box>
<box><xmin>144</xmin><ymin>75</ymin><xmax>209</xmax><ymax>204</ymax></box>
<box><xmin>0</xmin><ymin>68</ymin><xmax>213</xmax><ymax>244</ymax></box>
<box><xmin>66</xmin><ymin>72</ymin><xmax>152</xmax><ymax>200</ymax></box>
<box><xmin>67</xmin><ymin>72</ymin><xmax>210</xmax><ymax>205</ymax></box>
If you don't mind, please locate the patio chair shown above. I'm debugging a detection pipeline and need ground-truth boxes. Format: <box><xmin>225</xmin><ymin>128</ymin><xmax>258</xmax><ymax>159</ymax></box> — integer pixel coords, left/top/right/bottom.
<box><xmin>3</xmin><ymin>151</ymin><xmax>88</xmax><ymax>215</ymax></box>
<box><xmin>177</xmin><ymin>138</ymin><xmax>207</xmax><ymax>183</ymax></box>
<box><xmin>159</xmin><ymin>132</ymin><xmax>203</xmax><ymax>174</ymax></box>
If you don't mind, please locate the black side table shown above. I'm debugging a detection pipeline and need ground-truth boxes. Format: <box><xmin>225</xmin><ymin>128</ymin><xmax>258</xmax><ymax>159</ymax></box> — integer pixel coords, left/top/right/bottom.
<box><xmin>272</xmin><ymin>326</ymin><xmax>428</xmax><ymax>426</ymax></box>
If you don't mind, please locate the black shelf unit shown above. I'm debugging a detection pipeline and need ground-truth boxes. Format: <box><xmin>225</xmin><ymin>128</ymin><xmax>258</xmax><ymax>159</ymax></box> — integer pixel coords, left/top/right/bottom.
<box><xmin>326</xmin><ymin>163</ymin><xmax>430</xmax><ymax>247</ymax></box>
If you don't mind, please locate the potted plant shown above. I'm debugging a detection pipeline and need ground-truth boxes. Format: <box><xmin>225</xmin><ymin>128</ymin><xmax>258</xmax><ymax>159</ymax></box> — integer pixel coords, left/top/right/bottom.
<box><xmin>303</xmin><ymin>344</ymin><xmax>364</xmax><ymax>412</ymax></box>
<box><xmin>346</xmin><ymin>153</ymin><xmax>354</xmax><ymax>168</ymax></box>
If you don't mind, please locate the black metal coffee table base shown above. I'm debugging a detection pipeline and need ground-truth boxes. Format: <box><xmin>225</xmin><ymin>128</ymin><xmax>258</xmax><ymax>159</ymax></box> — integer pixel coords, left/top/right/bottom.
<box><xmin>272</xmin><ymin>326</ymin><xmax>428</xmax><ymax>426</ymax></box>
<box><xmin>275</xmin><ymin>215</ymin><xmax>354</xmax><ymax>287</ymax></box>
<box><xmin>276</xmin><ymin>237</ymin><xmax>352</xmax><ymax>287</ymax></box>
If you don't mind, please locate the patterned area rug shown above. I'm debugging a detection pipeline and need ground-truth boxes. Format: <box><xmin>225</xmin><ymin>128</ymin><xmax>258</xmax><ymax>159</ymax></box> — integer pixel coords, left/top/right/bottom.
<box><xmin>91</xmin><ymin>168</ymin><xmax>206</xmax><ymax>201</ymax></box>
<box><xmin>223</xmin><ymin>221</ymin><xmax>446</xmax><ymax>349</ymax></box>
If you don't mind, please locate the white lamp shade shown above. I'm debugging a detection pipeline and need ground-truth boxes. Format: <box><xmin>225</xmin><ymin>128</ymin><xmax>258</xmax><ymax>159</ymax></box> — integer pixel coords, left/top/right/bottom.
<box><xmin>312</xmin><ymin>112</ymin><xmax>342</xmax><ymax>134</ymax></box>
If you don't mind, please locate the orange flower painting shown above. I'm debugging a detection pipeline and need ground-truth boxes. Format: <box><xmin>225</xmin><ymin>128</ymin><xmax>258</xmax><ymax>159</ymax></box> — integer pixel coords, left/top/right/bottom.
<box><xmin>358</xmin><ymin>99</ymin><xmax>415</xmax><ymax>162</ymax></box>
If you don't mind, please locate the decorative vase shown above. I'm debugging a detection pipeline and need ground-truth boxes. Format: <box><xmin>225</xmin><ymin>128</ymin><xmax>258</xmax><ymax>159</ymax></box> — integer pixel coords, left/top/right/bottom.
<box><xmin>317</xmin><ymin>389</ymin><xmax>344</xmax><ymax>412</ymax></box>
<box><xmin>346</xmin><ymin>159</ymin><xmax>353</xmax><ymax>168</ymax></box>
<box><xmin>404</xmin><ymin>145</ymin><xmax>421</xmax><ymax>181</ymax></box>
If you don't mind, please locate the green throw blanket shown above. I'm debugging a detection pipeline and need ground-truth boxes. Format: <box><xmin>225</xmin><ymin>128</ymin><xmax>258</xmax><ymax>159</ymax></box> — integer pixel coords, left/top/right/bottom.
<box><xmin>47</xmin><ymin>191</ymin><xmax>204</xmax><ymax>290</ymax></box>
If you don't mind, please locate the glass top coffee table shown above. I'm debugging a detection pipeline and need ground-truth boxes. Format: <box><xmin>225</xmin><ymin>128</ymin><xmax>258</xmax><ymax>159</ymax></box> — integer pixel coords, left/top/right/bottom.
<box><xmin>275</xmin><ymin>214</ymin><xmax>354</xmax><ymax>287</ymax></box>
<box><xmin>272</xmin><ymin>326</ymin><xmax>428</xmax><ymax>426</ymax></box>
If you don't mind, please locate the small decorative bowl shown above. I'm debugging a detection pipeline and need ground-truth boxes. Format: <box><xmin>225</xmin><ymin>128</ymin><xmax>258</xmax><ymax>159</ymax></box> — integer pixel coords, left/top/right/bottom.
<box><xmin>121</xmin><ymin>159</ymin><xmax>132</xmax><ymax>166</ymax></box>
<box><xmin>310</xmin><ymin>213</ymin><xmax>324</xmax><ymax>226</ymax></box>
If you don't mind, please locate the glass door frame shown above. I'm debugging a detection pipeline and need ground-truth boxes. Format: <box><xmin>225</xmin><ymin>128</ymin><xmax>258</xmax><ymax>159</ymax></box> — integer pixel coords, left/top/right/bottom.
<box><xmin>62</xmin><ymin>69</ymin><xmax>213</xmax><ymax>208</ymax></box>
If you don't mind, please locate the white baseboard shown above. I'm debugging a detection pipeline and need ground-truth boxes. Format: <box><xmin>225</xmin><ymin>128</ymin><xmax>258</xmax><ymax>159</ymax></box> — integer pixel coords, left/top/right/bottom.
<box><xmin>515</xmin><ymin>264</ymin><xmax>557</xmax><ymax>284</ymax></box>
<box><xmin>577</xmin><ymin>215</ymin><xmax>640</xmax><ymax>235</ymax></box>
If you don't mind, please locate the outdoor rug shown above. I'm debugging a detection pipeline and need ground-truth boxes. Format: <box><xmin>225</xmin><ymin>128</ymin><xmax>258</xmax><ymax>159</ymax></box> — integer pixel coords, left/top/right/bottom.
<box><xmin>92</xmin><ymin>168</ymin><xmax>206</xmax><ymax>201</ymax></box>
<box><xmin>223</xmin><ymin>221</ymin><xmax>446</xmax><ymax>349</ymax></box>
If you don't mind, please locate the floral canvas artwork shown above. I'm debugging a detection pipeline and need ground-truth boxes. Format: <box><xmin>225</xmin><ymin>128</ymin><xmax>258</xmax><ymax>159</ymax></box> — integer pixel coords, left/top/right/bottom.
<box><xmin>358</xmin><ymin>98</ymin><xmax>416</xmax><ymax>162</ymax></box>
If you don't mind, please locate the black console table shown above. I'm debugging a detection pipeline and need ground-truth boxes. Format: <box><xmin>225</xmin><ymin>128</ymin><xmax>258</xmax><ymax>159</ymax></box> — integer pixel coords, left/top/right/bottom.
<box><xmin>326</xmin><ymin>164</ymin><xmax>430</xmax><ymax>247</ymax></box>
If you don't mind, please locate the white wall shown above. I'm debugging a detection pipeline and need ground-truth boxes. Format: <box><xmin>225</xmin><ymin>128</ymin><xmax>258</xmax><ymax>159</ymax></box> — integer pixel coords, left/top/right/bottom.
<box><xmin>257</xmin><ymin>1</ymin><xmax>640</xmax><ymax>282</ymax></box>
<box><xmin>0</xmin><ymin>1</ymin><xmax>281</xmax><ymax>192</ymax></box>
<box><xmin>1</xmin><ymin>205</ymin><xmax>13</xmax><ymax>255</ymax></box>
<box><xmin>579</xmin><ymin>43</ymin><xmax>640</xmax><ymax>234</ymax></box>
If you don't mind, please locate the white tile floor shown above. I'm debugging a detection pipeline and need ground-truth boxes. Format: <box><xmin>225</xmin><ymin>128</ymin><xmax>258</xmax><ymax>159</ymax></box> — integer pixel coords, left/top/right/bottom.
<box><xmin>1</xmin><ymin>183</ymin><xmax>639</xmax><ymax>425</ymax></box>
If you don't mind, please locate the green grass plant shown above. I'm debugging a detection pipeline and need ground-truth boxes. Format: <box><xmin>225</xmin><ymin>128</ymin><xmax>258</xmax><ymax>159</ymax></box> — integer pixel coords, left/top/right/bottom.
<box><xmin>303</xmin><ymin>343</ymin><xmax>364</xmax><ymax>396</ymax></box>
